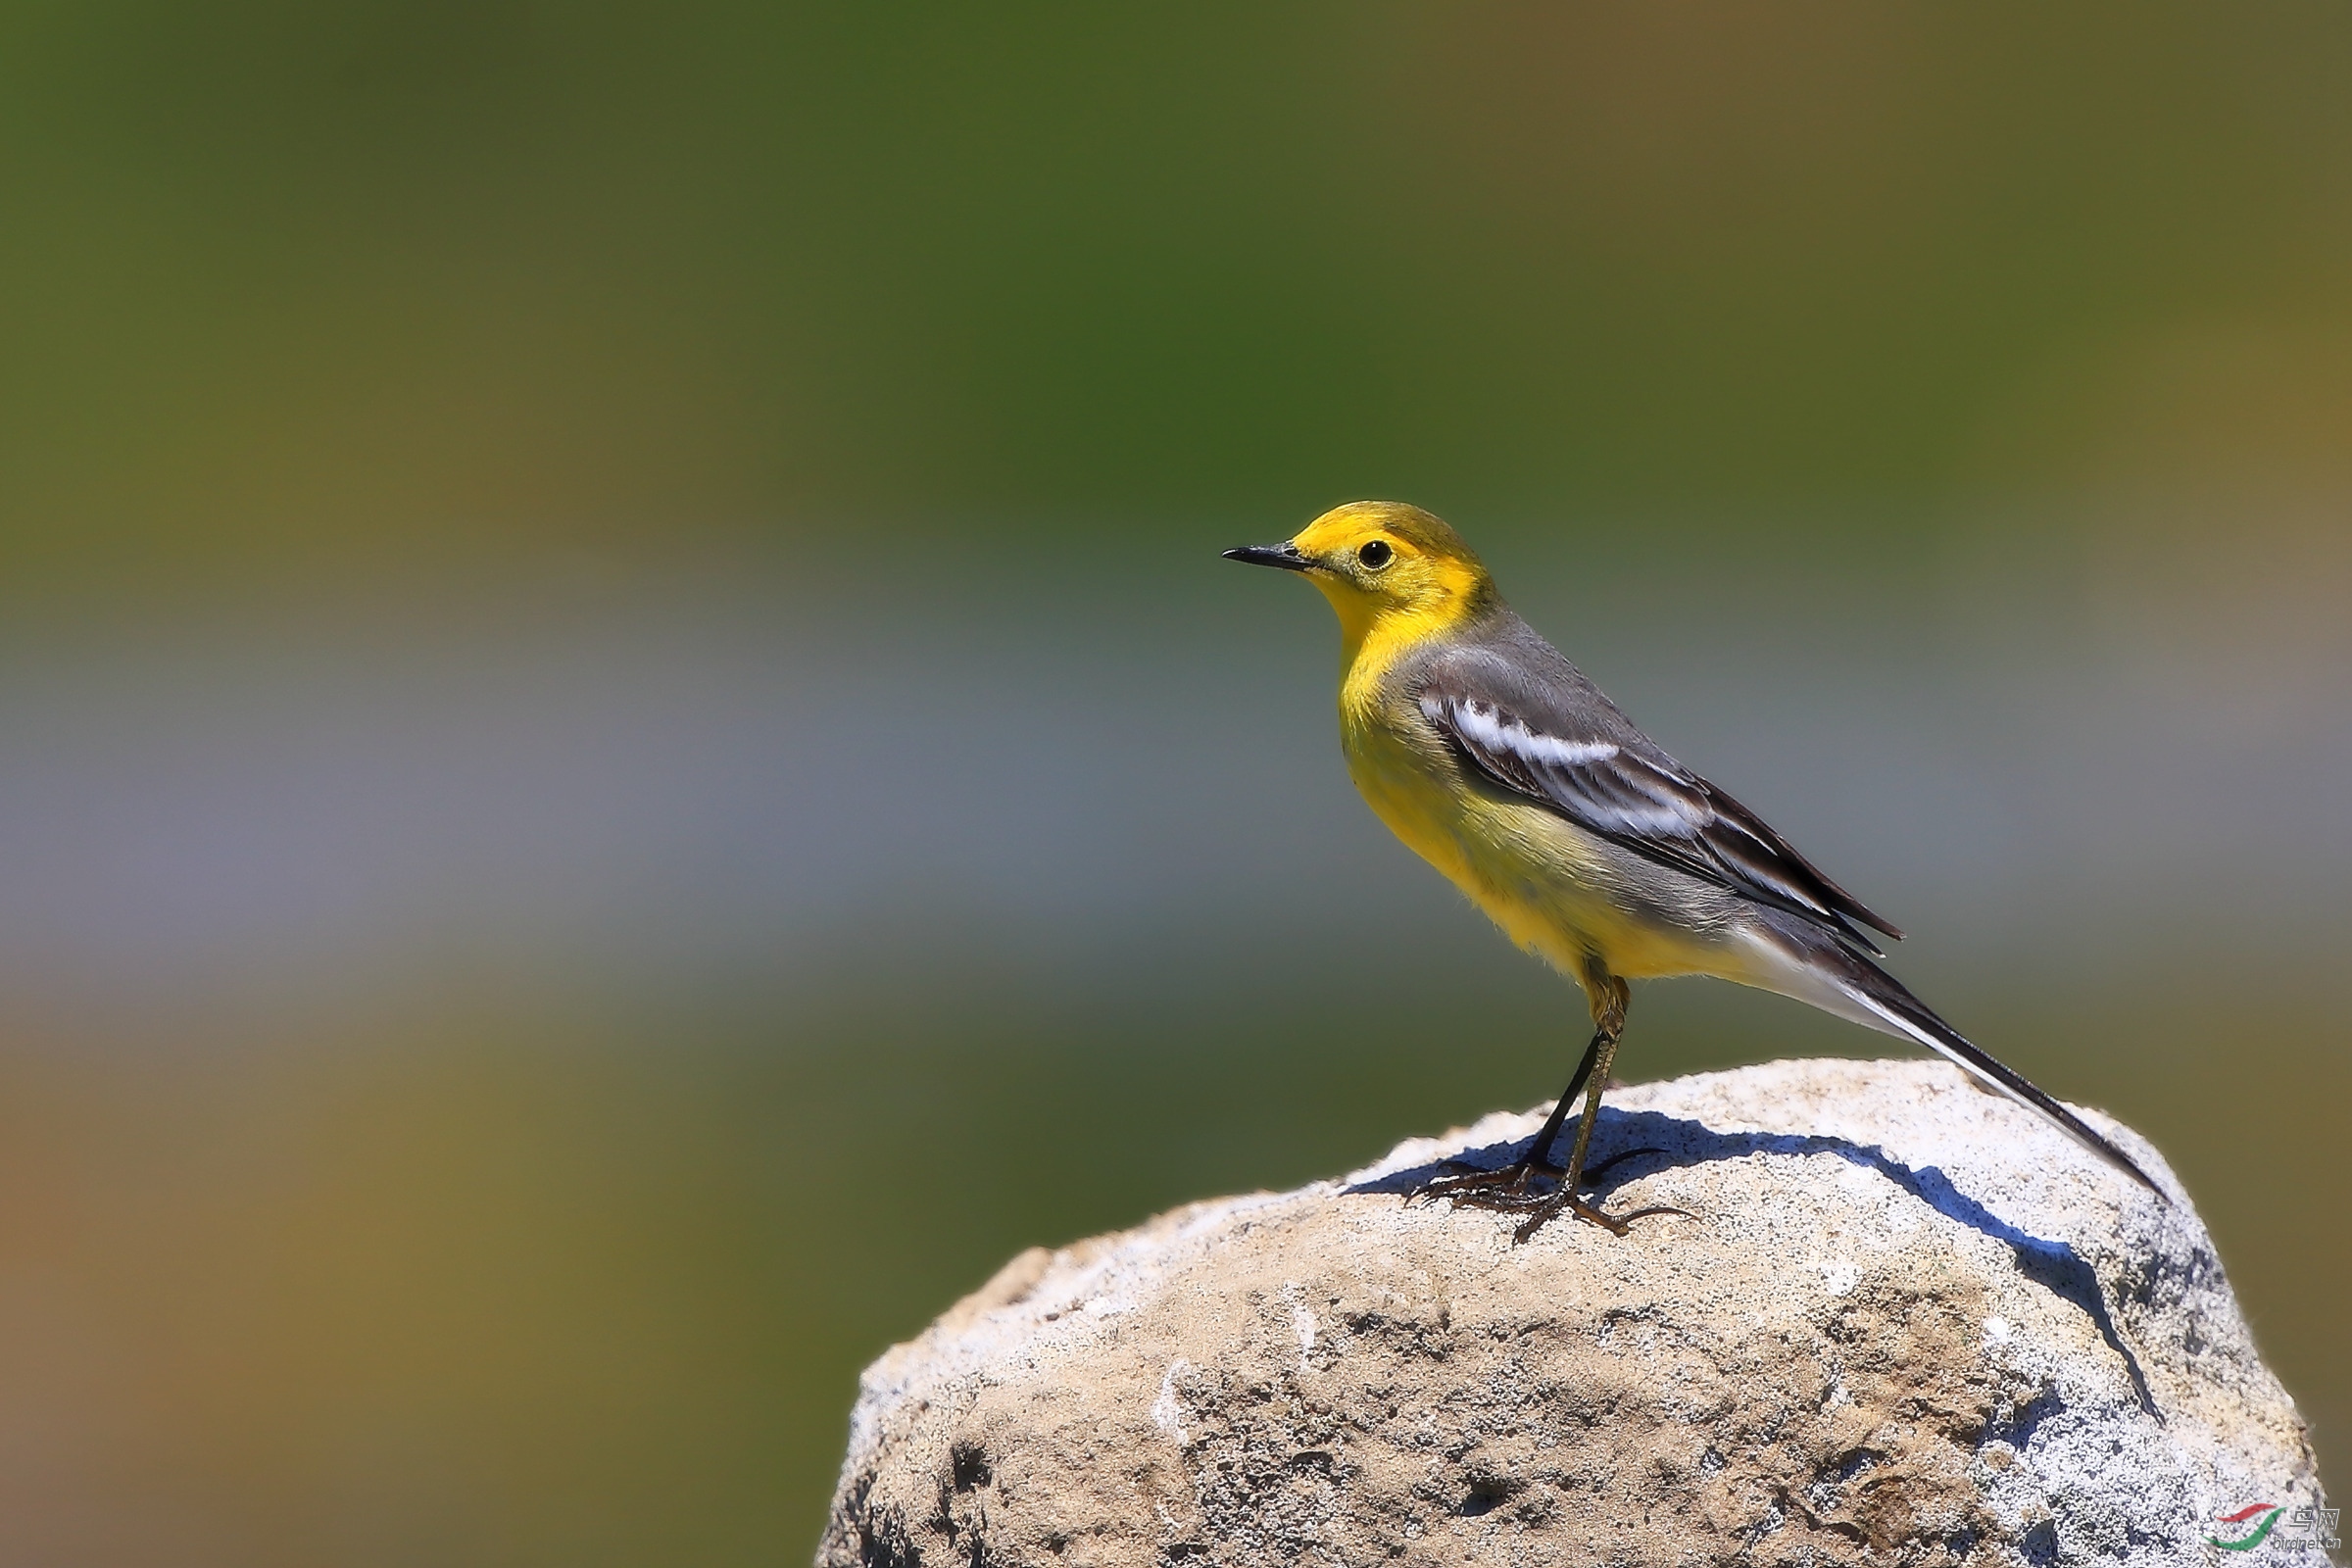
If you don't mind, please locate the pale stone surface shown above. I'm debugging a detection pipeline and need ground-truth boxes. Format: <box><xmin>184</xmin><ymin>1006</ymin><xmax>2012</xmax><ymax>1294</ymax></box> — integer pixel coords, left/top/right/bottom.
<box><xmin>818</xmin><ymin>1059</ymin><xmax>2330</xmax><ymax>1567</ymax></box>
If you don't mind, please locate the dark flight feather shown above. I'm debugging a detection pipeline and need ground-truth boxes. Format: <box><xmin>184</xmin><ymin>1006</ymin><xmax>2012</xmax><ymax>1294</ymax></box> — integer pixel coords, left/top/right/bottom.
<box><xmin>1413</xmin><ymin>620</ymin><xmax>1903</xmax><ymax>954</ymax></box>
<box><xmin>1755</xmin><ymin>909</ymin><xmax>2167</xmax><ymax>1198</ymax></box>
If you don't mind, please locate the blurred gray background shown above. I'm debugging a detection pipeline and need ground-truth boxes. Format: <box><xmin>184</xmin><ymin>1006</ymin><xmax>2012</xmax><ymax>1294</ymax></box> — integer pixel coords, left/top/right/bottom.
<box><xmin>0</xmin><ymin>4</ymin><xmax>2344</xmax><ymax>1562</ymax></box>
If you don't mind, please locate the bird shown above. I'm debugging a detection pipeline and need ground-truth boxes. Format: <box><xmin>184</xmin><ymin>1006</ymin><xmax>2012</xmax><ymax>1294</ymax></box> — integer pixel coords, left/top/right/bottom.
<box><xmin>1223</xmin><ymin>500</ymin><xmax>2164</xmax><ymax>1239</ymax></box>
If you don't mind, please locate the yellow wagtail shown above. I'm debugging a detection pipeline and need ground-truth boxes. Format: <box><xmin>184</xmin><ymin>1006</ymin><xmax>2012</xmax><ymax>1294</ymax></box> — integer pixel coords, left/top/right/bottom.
<box><xmin>1225</xmin><ymin>501</ymin><xmax>2163</xmax><ymax>1238</ymax></box>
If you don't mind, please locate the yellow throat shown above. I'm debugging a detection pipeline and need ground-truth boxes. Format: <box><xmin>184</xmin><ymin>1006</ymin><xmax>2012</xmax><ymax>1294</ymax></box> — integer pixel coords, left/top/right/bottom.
<box><xmin>1281</xmin><ymin>500</ymin><xmax>1495</xmax><ymax>709</ymax></box>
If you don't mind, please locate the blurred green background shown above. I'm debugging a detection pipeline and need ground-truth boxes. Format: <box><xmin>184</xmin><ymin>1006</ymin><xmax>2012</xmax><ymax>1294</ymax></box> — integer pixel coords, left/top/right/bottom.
<box><xmin>1</xmin><ymin>4</ymin><xmax>2346</xmax><ymax>1561</ymax></box>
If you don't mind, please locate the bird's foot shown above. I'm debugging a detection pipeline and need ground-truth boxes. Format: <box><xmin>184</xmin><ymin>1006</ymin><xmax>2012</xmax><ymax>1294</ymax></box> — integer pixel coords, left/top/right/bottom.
<box><xmin>1401</xmin><ymin>1147</ymin><xmax>1684</xmax><ymax>1241</ymax></box>
<box><xmin>1409</xmin><ymin>1149</ymin><xmax>1563</xmax><ymax>1204</ymax></box>
<box><xmin>1412</xmin><ymin>1145</ymin><xmax>1685</xmax><ymax>1241</ymax></box>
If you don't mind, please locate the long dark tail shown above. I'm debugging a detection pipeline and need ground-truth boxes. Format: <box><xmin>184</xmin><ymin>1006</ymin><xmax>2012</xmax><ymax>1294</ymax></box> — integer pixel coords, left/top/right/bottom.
<box><xmin>1757</xmin><ymin>915</ymin><xmax>2168</xmax><ymax>1200</ymax></box>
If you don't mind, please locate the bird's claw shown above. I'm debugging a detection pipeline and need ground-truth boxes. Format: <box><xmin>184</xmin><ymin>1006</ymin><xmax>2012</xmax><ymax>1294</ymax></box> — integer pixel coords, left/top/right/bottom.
<box><xmin>1408</xmin><ymin>1145</ymin><xmax>1686</xmax><ymax>1241</ymax></box>
<box><xmin>1408</xmin><ymin>1151</ymin><xmax>1563</xmax><ymax>1205</ymax></box>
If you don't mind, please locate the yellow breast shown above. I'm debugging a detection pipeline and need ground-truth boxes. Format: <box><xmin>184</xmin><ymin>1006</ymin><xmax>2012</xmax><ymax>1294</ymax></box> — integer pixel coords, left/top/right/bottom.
<box><xmin>1336</xmin><ymin>635</ymin><xmax>1724</xmax><ymax>987</ymax></box>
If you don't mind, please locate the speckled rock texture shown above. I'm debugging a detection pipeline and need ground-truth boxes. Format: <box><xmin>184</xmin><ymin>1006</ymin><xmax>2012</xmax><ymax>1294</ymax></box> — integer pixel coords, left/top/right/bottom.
<box><xmin>818</xmin><ymin>1058</ymin><xmax>2329</xmax><ymax>1567</ymax></box>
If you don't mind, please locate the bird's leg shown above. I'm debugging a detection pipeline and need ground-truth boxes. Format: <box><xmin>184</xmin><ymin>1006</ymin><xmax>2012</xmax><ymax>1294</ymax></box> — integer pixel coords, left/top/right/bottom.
<box><xmin>1527</xmin><ymin>1010</ymin><xmax>1625</xmax><ymax>1231</ymax></box>
<box><xmin>1414</xmin><ymin>1029</ymin><xmax>1603</xmax><ymax>1201</ymax></box>
<box><xmin>1412</xmin><ymin>971</ymin><xmax>1684</xmax><ymax>1236</ymax></box>
<box><xmin>1556</xmin><ymin>974</ymin><xmax>1625</xmax><ymax>1195</ymax></box>
<box><xmin>1506</xmin><ymin>973</ymin><xmax>1686</xmax><ymax>1241</ymax></box>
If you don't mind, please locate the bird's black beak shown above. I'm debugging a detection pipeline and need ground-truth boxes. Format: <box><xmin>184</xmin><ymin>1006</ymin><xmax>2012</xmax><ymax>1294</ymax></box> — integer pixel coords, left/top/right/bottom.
<box><xmin>1221</xmin><ymin>542</ymin><xmax>1313</xmax><ymax>572</ymax></box>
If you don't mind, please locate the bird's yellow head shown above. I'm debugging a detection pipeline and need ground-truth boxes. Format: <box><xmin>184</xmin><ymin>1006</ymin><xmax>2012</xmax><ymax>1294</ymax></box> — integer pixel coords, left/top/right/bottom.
<box><xmin>1224</xmin><ymin>501</ymin><xmax>1496</xmax><ymax>662</ymax></box>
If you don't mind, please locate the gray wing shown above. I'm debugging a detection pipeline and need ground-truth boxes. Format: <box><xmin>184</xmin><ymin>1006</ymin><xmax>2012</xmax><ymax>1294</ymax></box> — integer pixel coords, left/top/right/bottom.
<box><xmin>1416</xmin><ymin>632</ymin><xmax>1901</xmax><ymax>953</ymax></box>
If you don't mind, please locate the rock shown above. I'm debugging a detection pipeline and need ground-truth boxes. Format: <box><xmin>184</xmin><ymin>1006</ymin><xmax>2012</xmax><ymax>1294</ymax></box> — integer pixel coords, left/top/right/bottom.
<box><xmin>818</xmin><ymin>1058</ymin><xmax>2331</xmax><ymax>1567</ymax></box>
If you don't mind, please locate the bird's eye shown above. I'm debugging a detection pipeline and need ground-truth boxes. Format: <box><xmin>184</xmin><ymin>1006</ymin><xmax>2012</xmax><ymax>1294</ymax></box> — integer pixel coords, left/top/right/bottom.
<box><xmin>1358</xmin><ymin>539</ymin><xmax>1394</xmax><ymax>569</ymax></box>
